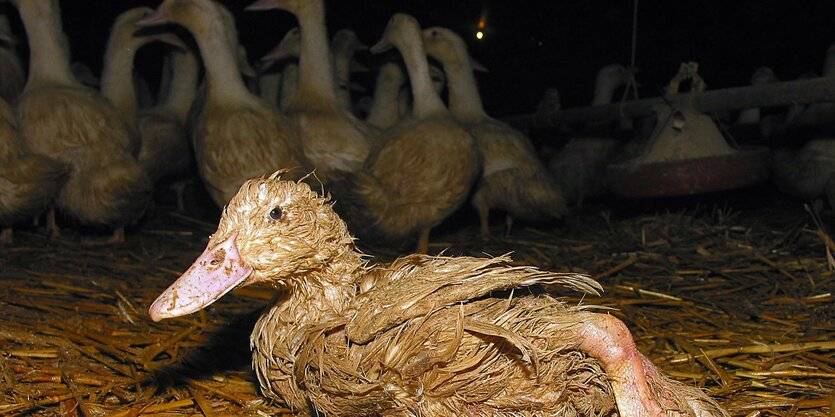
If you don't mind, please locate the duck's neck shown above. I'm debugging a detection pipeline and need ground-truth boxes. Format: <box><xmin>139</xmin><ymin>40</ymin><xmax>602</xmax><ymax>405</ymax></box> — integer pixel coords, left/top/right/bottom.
<box><xmin>291</xmin><ymin>0</ymin><xmax>338</xmax><ymax>107</ymax></box>
<box><xmin>366</xmin><ymin>64</ymin><xmax>403</xmax><ymax>128</ymax></box>
<box><xmin>283</xmin><ymin>248</ymin><xmax>364</xmax><ymax>325</ymax></box>
<box><xmin>592</xmin><ymin>75</ymin><xmax>623</xmax><ymax>106</ymax></box>
<box><xmin>101</xmin><ymin>34</ymin><xmax>153</xmax><ymax>128</ymax></box>
<box><xmin>161</xmin><ymin>50</ymin><xmax>199</xmax><ymax>122</ymax></box>
<box><xmin>332</xmin><ymin>46</ymin><xmax>354</xmax><ymax>110</ymax></box>
<box><xmin>395</xmin><ymin>33</ymin><xmax>446</xmax><ymax>118</ymax></box>
<box><xmin>279</xmin><ymin>62</ymin><xmax>298</xmax><ymax>111</ymax></box>
<box><xmin>16</xmin><ymin>0</ymin><xmax>77</xmax><ymax>88</ymax></box>
<box><xmin>258</xmin><ymin>71</ymin><xmax>282</xmax><ymax>106</ymax></box>
<box><xmin>442</xmin><ymin>60</ymin><xmax>487</xmax><ymax>123</ymax></box>
<box><xmin>191</xmin><ymin>20</ymin><xmax>253</xmax><ymax>105</ymax></box>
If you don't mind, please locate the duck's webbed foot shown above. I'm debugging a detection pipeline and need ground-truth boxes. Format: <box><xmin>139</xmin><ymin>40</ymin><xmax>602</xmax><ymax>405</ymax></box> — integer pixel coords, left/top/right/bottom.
<box><xmin>572</xmin><ymin>312</ymin><xmax>728</xmax><ymax>417</ymax></box>
<box><xmin>81</xmin><ymin>228</ymin><xmax>125</xmax><ymax>246</ymax></box>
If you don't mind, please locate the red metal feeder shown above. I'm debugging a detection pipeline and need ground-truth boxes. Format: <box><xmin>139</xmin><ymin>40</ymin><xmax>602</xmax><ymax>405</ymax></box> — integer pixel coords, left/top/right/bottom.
<box><xmin>606</xmin><ymin>63</ymin><xmax>771</xmax><ymax>198</ymax></box>
<box><xmin>606</xmin><ymin>146</ymin><xmax>770</xmax><ymax>198</ymax></box>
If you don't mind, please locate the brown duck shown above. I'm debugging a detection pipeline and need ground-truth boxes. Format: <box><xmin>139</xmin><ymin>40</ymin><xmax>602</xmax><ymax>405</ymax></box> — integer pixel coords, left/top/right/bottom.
<box><xmin>150</xmin><ymin>171</ymin><xmax>727</xmax><ymax>417</ymax></box>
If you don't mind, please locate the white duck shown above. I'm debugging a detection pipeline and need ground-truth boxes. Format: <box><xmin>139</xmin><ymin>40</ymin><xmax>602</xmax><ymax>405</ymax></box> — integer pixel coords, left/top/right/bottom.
<box><xmin>364</xmin><ymin>61</ymin><xmax>407</xmax><ymax>130</ymax></box>
<box><xmin>259</xmin><ymin>27</ymin><xmax>300</xmax><ymax>112</ymax></box>
<box><xmin>330</xmin><ymin>14</ymin><xmax>480</xmax><ymax>253</ymax></box>
<box><xmin>137</xmin><ymin>47</ymin><xmax>199</xmax><ymax>190</ymax></box>
<box><xmin>247</xmin><ymin>0</ymin><xmax>373</xmax><ymax>183</ymax></box>
<box><xmin>423</xmin><ymin>27</ymin><xmax>565</xmax><ymax>238</ymax></box>
<box><xmin>0</xmin><ymin>97</ymin><xmax>67</xmax><ymax>243</ymax></box>
<box><xmin>138</xmin><ymin>0</ymin><xmax>310</xmax><ymax>207</ymax></box>
<box><xmin>0</xmin><ymin>14</ymin><xmax>24</xmax><ymax>102</ymax></box>
<box><xmin>330</xmin><ymin>28</ymin><xmax>367</xmax><ymax>112</ymax></box>
<box><xmin>11</xmin><ymin>0</ymin><xmax>152</xmax><ymax>243</ymax></box>
<box><xmin>549</xmin><ymin>64</ymin><xmax>630</xmax><ymax>207</ymax></box>
<box><xmin>100</xmin><ymin>7</ymin><xmax>183</xmax><ymax>134</ymax></box>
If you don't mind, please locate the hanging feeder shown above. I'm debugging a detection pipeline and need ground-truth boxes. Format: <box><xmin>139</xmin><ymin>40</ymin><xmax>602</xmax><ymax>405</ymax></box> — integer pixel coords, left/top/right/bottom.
<box><xmin>605</xmin><ymin>63</ymin><xmax>770</xmax><ymax>198</ymax></box>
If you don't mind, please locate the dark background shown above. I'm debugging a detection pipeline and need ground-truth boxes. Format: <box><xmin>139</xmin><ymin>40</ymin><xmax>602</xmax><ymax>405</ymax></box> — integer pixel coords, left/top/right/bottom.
<box><xmin>5</xmin><ymin>1</ymin><xmax>835</xmax><ymax>117</ymax></box>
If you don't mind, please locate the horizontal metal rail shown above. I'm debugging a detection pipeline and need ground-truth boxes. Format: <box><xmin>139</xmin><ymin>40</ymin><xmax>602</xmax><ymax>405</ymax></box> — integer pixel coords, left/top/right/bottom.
<box><xmin>504</xmin><ymin>76</ymin><xmax>835</xmax><ymax>130</ymax></box>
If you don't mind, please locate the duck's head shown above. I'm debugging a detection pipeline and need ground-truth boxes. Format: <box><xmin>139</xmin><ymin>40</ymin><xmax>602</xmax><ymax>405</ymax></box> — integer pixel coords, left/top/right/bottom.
<box><xmin>261</xmin><ymin>27</ymin><xmax>300</xmax><ymax>63</ymax></box>
<box><xmin>245</xmin><ymin>0</ymin><xmax>322</xmax><ymax>19</ymax></box>
<box><xmin>137</xmin><ymin>0</ymin><xmax>231</xmax><ymax>44</ymax></box>
<box><xmin>422</xmin><ymin>27</ymin><xmax>489</xmax><ymax>73</ymax></box>
<box><xmin>149</xmin><ymin>171</ymin><xmax>355</xmax><ymax>321</ymax></box>
<box><xmin>332</xmin><ymin>29</ymin><xmax>368</xmax><ymax>55</ymax></box>
<box><xmin>111</xmin><ymin>7</ymin><xmax>186</xmax><ymax>51</ymax></box>
<box><xmin>370</xmin><ymin>13</ymin><xmax>421</xmax><ymax>54</ymax></box>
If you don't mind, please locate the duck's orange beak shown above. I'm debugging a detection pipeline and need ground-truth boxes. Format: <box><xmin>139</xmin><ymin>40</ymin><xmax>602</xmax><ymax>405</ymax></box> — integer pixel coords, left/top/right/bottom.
<box><xmin>149</xmin><ymin>232</ymin><xmax>253</xmax><ymax>321</ymax></box>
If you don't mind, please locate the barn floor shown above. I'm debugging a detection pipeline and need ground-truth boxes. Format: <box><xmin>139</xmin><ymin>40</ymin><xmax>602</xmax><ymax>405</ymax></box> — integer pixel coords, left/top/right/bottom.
<box><xmin>1</xmin><ymin>181</ymin><xmax>834</xmax><ymax>416</ymax></box>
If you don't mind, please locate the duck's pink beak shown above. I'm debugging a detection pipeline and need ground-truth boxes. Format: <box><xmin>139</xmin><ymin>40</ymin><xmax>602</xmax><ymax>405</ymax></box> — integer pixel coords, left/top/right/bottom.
<box><xmin>149</xmin><ymin>232</ymin><xmax>253</xmax><ymax>321</ymax></box>
<box><xmin>245</xmin><ymin>0</ymin><xmax>282</xmax><ymax>11</ymax></box>
<box><xmin>135</xmin><ymin>7</ymin><xmax>170</xmax><ymax>27</ymax></box>
<box><xmin>261</xmin><ymin>41</ymin><xmax>293</xmax><ymax>62</ymax></box>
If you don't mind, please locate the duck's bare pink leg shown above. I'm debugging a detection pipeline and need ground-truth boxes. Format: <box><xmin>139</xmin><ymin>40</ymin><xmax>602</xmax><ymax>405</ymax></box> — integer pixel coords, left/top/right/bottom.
<box><xmin>572</xmin><ymin>312</ymin><xmax>725</xmax><ymax>417</ymax></box>
<box><xmin>477</xmin><ymin>204</ymin><xmax>490</xmax><ymax>240</ymax></box>
<box><xmin>416</xmin><ymin>227</ymin><xmax>430</xmax><ymax>254</ymax></box>
<box><xmin>504</xmin><ymin>214</ymin><xmax>514</xmax><ymax>237</ymax></box>
<box><xmin>107</xmin><ymin>228</ymin><xmax>125</xmax><ymax>243</ymax></box>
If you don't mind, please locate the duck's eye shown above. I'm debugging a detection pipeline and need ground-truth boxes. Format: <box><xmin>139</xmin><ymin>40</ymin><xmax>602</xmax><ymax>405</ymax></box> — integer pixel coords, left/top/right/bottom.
<box><xmin>268</xmin><ymin>207</ymin><xmax>283</xmax><ymax>221</ymax></box>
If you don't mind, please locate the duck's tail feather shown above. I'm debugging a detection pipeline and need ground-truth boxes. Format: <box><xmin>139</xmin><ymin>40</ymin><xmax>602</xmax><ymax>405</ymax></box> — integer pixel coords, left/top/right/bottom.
<box><xmin>59</xmin><ymin>152</ymin><xmax>153</xmax><ymax>228</ymax></box>
<box><xmin>0</xmin><ymin>153</ymin><xmax>68</xmax><ymax>225</ymax></box>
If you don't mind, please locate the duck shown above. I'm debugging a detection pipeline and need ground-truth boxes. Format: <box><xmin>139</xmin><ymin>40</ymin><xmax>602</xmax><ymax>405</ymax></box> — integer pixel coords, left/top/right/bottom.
<box><xmin>330</xmin><ymin>28</ymin><xmax>368</xmax><ymax>113</ymax></box>
<box><xmin>100</xmin><ymin>7</ymin><xmax>183</xmax><ymax>135</ymax></box>
<box><xmin>11</xmin><ymin>0</ymin><xmax>153</xmax><ymax>243</ymax></box>
<box><xmin>0</xmin><ymin>97</ymin><xmax>67</xmax><ymax>243</ymax></box>
<box><xmin>364</xmin><ymin>61</ymin><xmax>407</xmax><ymax>130</ymax></box>
<box><xmin>0</xmin><ymin>13</ymin><xmax>24</xmax><ymax>102</ymax></box>
<box><xmin>137</xmin><ymin>47</ymin><xmax>199</xmax><ymax>210</ymax></box>
<box><xmin>149</xmin><ymin>172</ymin><xmax>729</xmax><ymax>417</ymax></box>
<box><xmin>259</xmin><ymin>27</ymin><xmax>300</xmax><ymax>112</ymax></box>
<box><xmin>772</xmin><ymin>138</ymin><xmax>835</xmax><ymax>206</ymax></box>
<box><xmin>138</xmin><ymin>0</ymin><xmax>310</xmax><ymax>207</ymax></box>
<box><xmin>422</xmin><ymin>27</ymin><xmax>565</xmax><ymax>238</ymax></box>
<box><xmin>256</xmin><ymin>59</ymin><xmax>282</xmax><ymax>107</ymax></box>
<box><xmin>99</xmin><ymin>7</ymin><xmax>198</xmax><ymax>208</ymax></box>
<box><xmin>329</xmin><ymin>14</ymin><xmax>480</xmax><ymax>254</ymax></box>
<box><xmin>247</xmin><ymin>0</ymin><xmax>373</xmax><ymax>183</ymax></box>
<box><xmin>549</xmin><ymin>64</ymin><xmax>631</xmax><ymax>207</ymax></box>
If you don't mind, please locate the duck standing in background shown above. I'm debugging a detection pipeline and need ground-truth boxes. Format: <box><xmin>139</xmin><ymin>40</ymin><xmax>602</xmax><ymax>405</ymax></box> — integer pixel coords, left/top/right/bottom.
<box><xmin>330</xmin><ymin>28</ymin><xmax>367</xmax><ymax>113</ymax></box>
<box><xmin>247</xmin><ymin>0</ymin><xmax>373</xmax><ymax>183</ymax></box>
<box><xmin>423</xmin><ymin>27</ymin><xmax>565</xmax><ymax>238</ymax></box>
<box><xmin>549</xmin><ymin>64</ymin><xmax>631</xmax><ymax>207</ymax></box>
<box><xmin>137</xmin><ymin>47</ymin><xmax>199</xmax><ymax>211</ymax></box>
<box><xmin>149</xmin><ymin>172</ymin><xmax>729</xmax><ymax>417</ymax></box>
<box><xmin>11</xmin><ymin>0</ymin><xmax>152</xmax><ymax>243</ymax></box>
<box><xmin>100</xmin><ymin>7</ymin><xmax>198</xmax><ymax>211</ymax></box>
<box><xmin>330</xmin><ymin>14</ymin><xmax>480</xmax><ymax>253</ymax></box>
<box><xmin>138</xmin><ymin>0</ymin><xmax>309</xmax><ymax>207</ymax></box>
<box><xmin>100</xmin><ymin>7</ymin><xmax>183</xmax><ymax>140</ymax></box>
<box><xmin>0</xmin><ymin>97</ymin><xmax>67</xmax><ymax>243</ymax></box>
<box><xmin>364</xmin><ymin>61</ymin><xmax>407</xmax><ymax>130</ymax></box>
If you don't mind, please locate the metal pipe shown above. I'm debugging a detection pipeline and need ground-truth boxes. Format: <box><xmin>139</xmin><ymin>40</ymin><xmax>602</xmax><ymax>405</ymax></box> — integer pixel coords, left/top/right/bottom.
<box><xmin>504</xmin><ymin>76</ymin><xmax>835</xmax><ymax>130</ymax></box>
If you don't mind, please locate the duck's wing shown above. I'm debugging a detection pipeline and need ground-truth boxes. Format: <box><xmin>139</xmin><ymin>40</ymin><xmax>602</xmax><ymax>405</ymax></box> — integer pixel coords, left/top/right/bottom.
<box><xmin>345</xmin><ymin>254</ymin><xmax>600</xmax><ymax>344</ymax></box>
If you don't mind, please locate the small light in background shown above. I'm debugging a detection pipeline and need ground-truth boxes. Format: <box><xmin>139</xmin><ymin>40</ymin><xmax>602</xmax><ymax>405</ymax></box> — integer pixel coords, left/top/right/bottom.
<box><xmin>475</xmin><ymin>13</ymin><xmax>487</xmax><ymax>41</ymax></box>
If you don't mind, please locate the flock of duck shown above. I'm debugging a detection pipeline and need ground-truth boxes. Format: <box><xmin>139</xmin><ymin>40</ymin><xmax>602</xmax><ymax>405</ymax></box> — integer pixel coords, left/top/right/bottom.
<box><xmin>0</xmin><ymin>1</ymin><xmax>754</xmax><ymax>415</ymax></box>
<box><xmin>0</xmin><ymin>0</ymin><xmax>569</xmax><ymax>252</ymax></box>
